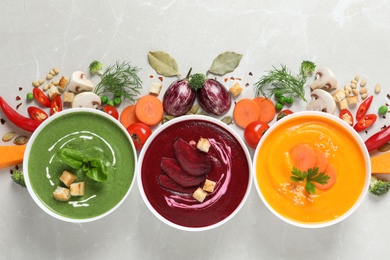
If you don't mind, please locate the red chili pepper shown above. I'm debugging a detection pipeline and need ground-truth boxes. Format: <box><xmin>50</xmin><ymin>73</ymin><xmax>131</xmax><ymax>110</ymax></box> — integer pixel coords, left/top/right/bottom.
<box><xmin>50</xmin><ymin>95</ymin><xmax>62</xmax><ymax>115</ymax></box>
<box><xmin>28</xmin><ymin>106</ymin><xmax>48</xmax><ymax>121</ymax></box>
<box><xmin>356</xmin><ymin>95</ymin><xmax>373</xmax><ymax>121</ymax></box>
<box><xmin>365</xmin><ymin>125</ymin><xmax>390</xmax><ymax>152</ymax></box>
<box><xmin>0</xmin><ymin>96</ymin><xmax>41</xmax><ymax>132</ymax></box>
<box><xmin>33</xmin><ymin>88</ymin><xmax>51</xmax><ymax>107</ymax></box>
<box><xmin>354</xmin><ymin>114</ymin><xmax>377</xmax><ymax>132</ymax></box>
<box><xmin>339</xmin><ymin>109</ymin><xmax>353</xmax><ymax>126</ymax></box>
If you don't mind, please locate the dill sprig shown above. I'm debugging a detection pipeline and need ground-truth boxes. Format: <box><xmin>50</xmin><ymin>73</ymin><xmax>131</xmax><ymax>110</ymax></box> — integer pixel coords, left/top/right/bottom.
<box><xmin>254</xmin><ymin>62</ymin><xmax>314</xmax><ymax>102</ymax></box>
<box><xmin>94</xmin><ymin>61</ymin><xmax>142</xmax><ymax>103</ymax></box>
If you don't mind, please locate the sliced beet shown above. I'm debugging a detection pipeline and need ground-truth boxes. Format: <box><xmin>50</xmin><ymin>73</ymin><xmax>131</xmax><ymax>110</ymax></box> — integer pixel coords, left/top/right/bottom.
<box><xmin>173</xmin><ymin>138</ymin><xmax>212</xmax><ymax>176</ymax></box>
<box><xmin>158</xmin><ymin>174</ymin><xmax>198</xmax><ymax>194</ymax></box>
<box><xmin>161</xmin><ymin>157</ymin><xmax>205</xmax><ymax>187</ymax></box>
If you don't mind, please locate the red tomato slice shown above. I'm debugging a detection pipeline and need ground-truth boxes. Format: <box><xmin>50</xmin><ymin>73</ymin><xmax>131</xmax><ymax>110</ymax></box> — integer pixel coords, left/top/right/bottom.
<box><xmin>277</xmin><ymin>109</ymin><xmax>293</xmax><ymax>121</ymax></box>
<box><xmin>27</xmin><ymin>106</ymin><xmax>48</xmax><ymax>121</ymax></box>
<box><xmin>354</xmin><ymin>114</ymin><xmax>377</xmax><ymax>132</ymax></box>
<box><xmin>33</xmin><ymin>88</ymin><xmax>51</xmax><ymax>107</ymax></box>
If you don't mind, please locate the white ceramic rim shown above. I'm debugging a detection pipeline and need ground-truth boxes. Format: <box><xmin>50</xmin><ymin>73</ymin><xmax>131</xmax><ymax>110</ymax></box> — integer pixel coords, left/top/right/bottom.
<box><xmin>23</xmin><ymin>108</ymin><xmax>138</xmax><ymax>223</ymax></box>
<box><xmin>137</xmin><ymin>114</ymin><xmax>253</xmax><ymax>232</ymax></box>
<box><xmin>253</xmin><ymin>111</ymin><xmax>371</xmax><ymax>228</ymax></box>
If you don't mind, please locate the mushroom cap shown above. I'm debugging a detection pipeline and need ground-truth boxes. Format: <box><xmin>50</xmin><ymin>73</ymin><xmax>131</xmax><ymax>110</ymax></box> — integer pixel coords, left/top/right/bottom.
<box><xmin>307</xmin><ymin>89</ymin><xmax>336</xmax><ymax>114</ymax></box>
<box><xmin>67</xmin><ymin>71</ymin><xmax>94</xmax><ymax>93</ymax></box>
<box><xmin>72</xmin><ymin>92</ymin><xmax>101</xmax><ymax>109</ymax></box>
<box><xmin>310</xmin><ymin>67</ymin><xmax>337</xmax><ymax>91</ymax></box>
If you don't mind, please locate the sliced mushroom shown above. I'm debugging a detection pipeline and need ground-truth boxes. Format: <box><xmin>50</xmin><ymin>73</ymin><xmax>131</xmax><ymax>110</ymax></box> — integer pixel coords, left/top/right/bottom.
<box><xmin>307</xmin><ymin>89</ymin><xmax>336</xmax><ymax>114</ymax></box>
<box><xmin>67</xmin><ymin>71</ymin><xmax>94</xmax><ymax>93</ymax></box>
<box><xmin>72</xmin><ymin>92</ymin><xmax>101</xmax><ymax>108</ymax></box>
<box><xmin>310</xmin><ymin>67</ymin><xmax>337</xmax><ymax>91</ymax></box>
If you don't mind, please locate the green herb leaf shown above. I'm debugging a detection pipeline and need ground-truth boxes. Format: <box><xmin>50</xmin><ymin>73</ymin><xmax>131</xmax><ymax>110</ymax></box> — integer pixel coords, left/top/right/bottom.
<box><xmin>208</xmin><ymin>51</ymin><xmax>243</xmax><ymax>76</ymax></box>
<box><xmin>148</xmin><ymin>51</ymin><xmax>180</xmax><ymax>77</ymax></box>
<box><xmin>57</xmin><ymin>148</ymin><xmax>109</xmax><ymax>182</ymax></box>
<box><xmin>290</xmin><ymin>167</ymin><xmax>329</xmax><ymax>194</ymax></box>
<box><xmin>94</xmin><ymin>61</ymin><xmax>142</xmax><ymax>103</ymax></box>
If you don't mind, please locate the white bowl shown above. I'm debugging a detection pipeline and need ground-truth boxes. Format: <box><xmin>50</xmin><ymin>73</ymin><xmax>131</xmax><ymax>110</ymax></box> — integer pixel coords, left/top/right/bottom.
<box><xmin>137</xmin><ymin>115</ymin><xmax>252</xmax><ymax>231</ymax></box>
<box><xmin>23</xmin><ymin>108</ymin><xmax>137</xmax><ymax>223</ymax></box>
<box><xmin>253</xmin><ymin>111</ymin><xmax>371</xmax><ymax>228</ymax></box>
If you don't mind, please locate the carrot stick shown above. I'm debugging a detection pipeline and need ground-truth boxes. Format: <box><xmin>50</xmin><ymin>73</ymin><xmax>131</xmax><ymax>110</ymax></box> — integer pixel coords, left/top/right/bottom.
<box><xmin>135</xmin><ymin>95</ymin><xmax>164</xmax><ymax>126</ymax></box>
<box><xmin>233</xmin><ymin>98</ymin><xmax>261</xmax><ymax>128</ymax></box>
<box><xmin>252</xmin><ymin>97</ymin><xmax>276</xmax><ymax>123</ymax></box>
<box><xmin>120</xmin><ymin>105</ymin><xmax>138</xmax><ymax>129</ymax></box>
<box><xmin>289</xmin><ymin>144</ymin><xmax>316</xmax><ymax>172</ymax></box>
<box><xmin>0</xmin><ymin>145</ymin><xmax>26</xmax><ymax>169</ymax></box>
<box><xmin>315</xmin><ymin>163</ymin><xmax>336</xmax><ymax>190</ymax></box>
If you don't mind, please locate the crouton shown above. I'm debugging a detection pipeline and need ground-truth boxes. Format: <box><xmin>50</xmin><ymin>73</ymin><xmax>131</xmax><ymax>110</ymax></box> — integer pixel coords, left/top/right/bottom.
<box><xmin>197</xmin><ymin>138</ymin><xmax>210</xmax><ymax>153</ymax></box>
<box><xmin>193</xmin><ymin>187</ymin><xmax>207</xmax><ymax>203</ymax></box>
<box><xmin>70</xmin><ymin>182</ymin><xmax>85</xmax><ymax>196</ymax></box>
<box><xmin>229</xmin><ymin>82</ymin><xmax>243</xmax><ymax>97</ymax></box>
<box><xmin>203</xmin><ymin>179</ymin><xmax>216</xmax><ymax>193</ymax></box>
<box><xmin>59</xmin><ymin>170</ymin><xmax>76</xmax><ymax>187</ymax></box>
<box><xmin>63</xmin><ymin>92</ymin><xmax>74</xmax><ymax>103</ymax></box>
<box><xmin>53</xmin><ymin>186</ymin><xmax>71</xmax><ymax>201</ymax></box>
<box><xmin>58</xmin><ymin>76</ymin><xmax>69</xmax><ymax>92</ymax></box>
<box><xmin>149</xmin><ymin>82</ymin><xmax>162</xmax><ymax>96</ymax></box>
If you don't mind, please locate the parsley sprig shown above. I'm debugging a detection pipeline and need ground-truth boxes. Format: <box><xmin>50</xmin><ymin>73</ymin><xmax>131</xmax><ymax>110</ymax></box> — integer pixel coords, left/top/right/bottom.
<box><xmin>290</xmin><ymin>167</ymin><xmax>330</xmax><ymax>194</ymax></box>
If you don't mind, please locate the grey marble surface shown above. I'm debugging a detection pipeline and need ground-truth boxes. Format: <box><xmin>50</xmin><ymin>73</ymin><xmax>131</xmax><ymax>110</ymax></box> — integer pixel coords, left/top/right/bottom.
<box><xmin>1</xmin><ymin>0</ymin><xmax>390</xmax><ymax>259</ymax></box>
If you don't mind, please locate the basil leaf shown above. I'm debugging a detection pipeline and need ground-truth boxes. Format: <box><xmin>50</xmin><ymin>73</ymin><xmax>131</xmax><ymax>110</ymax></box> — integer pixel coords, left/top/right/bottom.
<box><xmin>85</xmin><ymin>158</ymin><xmax>108</xmax><ymax>182</ymax></box>
<box><xmin>208</xmin><ymin>51</ymin><xmax>243</xmax><ymax>76</ymax></box>
<box><xmin>57</xmin><ymin>148</ymin><xmax>84</xmax><ymax>169</ymax></box>
<box><xmin>148</xmin><ymin>51</ymin><xmax>180</xmax><ymax>77</ymax></box>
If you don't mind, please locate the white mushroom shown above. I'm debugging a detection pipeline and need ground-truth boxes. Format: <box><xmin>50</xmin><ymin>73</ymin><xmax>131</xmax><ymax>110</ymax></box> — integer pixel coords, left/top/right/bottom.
<box><xmin>307</xmin><ymin>89</ymin><xmax>336</xmax><ymax>114</ymax></box>
<box><xmin>67</xmin><ymin>71</ymin><xmax>94</xmax><ymax>93</ymax></box>
<box><xmin>72</xmin><ymin>92</ymin><xmax>101</xmax><ymax>108</ymax></box>
<box><xmin>310</xmin><ymin>67</ymin><xmax>337</xmax><ymax>91</ymax></box>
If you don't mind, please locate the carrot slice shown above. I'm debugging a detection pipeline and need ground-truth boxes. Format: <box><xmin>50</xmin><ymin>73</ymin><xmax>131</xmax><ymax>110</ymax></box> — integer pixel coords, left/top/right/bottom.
<box><xmin>252</xmin><ymin>97</ymin><xmax>276</xmax><ymax>123</ymax></box>
<box><xmin>313</xmin><ymin>148</ymin><xmax>328</xmax><ymax>173</ymax></box>
<box><xmin>135</xmin><ymin>95</ymin><xmax>164</xmax><ymax>126</ymax></box>
<box><xmin>290</xmin><ymin>144</ymin><xmax>316</xmax><ymax>172</ymax></box>
<box><xmin>120</xmin><ymin>105</ymin><xmax>138</xmax><ymax>129</ymax></box>
<box><xmin>233</xmin><ymin>98</ymin><xmax>261</xmax><ymax>128</ymax></box>
<box><xmin>315</xmin><ymin>163</ymin><xmax>336</xmax><ymax>190</ymax></box>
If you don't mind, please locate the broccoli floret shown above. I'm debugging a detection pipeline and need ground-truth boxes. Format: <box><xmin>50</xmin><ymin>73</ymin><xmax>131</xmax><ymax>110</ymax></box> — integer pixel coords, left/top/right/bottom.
<box><xmin>369</xmin><ymin>175</ymin><xmax>390</xmax><ymax>196</ymax></box>
<box><xmin>89</xmin><ymin>60</ymin><xmax>103</xmax><ymax>76</ymax></box>
<box><xmin>189</xmin><ymin>73</ymin><xmax>206</xmax><ymax>90</ymax></box>
<box><xmin>300</xmin><ymin>60</ymin><xmax>316</xmax><ymax>77</ymax></box>
<box><xmin>11</xmin><ymin>169</ymin><xmax>26</xmax><ymax>188</ymax></box>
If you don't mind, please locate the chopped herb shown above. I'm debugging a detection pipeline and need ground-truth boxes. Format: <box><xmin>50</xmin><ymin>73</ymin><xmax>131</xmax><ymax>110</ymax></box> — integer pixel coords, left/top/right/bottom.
<box><xmin>290</xmin><ymin>167</ymin><xmax>330</xmax><ymax>194</ymax></box>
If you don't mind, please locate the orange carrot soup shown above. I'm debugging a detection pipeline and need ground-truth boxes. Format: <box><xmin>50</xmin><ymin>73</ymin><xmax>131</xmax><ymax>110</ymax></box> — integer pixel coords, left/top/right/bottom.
<box><xmin>255</xmin><ymin>113</ymin><xmax>368</xmax><ymax>226</ymax></box>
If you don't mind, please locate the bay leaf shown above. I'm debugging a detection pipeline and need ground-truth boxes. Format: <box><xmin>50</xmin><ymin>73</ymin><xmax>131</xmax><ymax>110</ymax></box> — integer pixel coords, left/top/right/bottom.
<box><xmin>208</xmin><ymin>51</ymin><xmax>243</xmax><ymax>76</ymax></box>
<box><xmin>148</xmin><ymin>51</ymin><xmax>180</xmax><ymax>77</ymax></box>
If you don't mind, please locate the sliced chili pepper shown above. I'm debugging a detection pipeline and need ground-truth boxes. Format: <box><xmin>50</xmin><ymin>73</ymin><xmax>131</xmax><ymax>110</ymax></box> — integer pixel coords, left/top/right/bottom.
<box><xmin>339</xmin><ymin>109</ymin><xmax>353</xmax><ymax>126</ymax></box>
<box><xmin>33</xmin><ymin>87</ymin><xmax>51</xmax><ymax>107</ymax></box>
<box><xmin>356</xmin><ymin>95</ymin><xmax>373</xmax><ymax>121</ymax></box>
<box><xmin>354</xmin><ymin>114</ymin><xmax>377</xmax><ymax>132</ymax></box>
<box><xmin>0</xmin><ymin>96</ymin><xmax>41</xmax><ymax>132</ymax></box>
<box><xmin>365</xmin><ymin>125</ymin><xmax>390</xmax><ymax>152</ymax></box>
<box><xmin>50</xmin><ymin>95</ymin><xmax>62</xmax><ymax>115</ymax></box>
<box><xmin>28</xmin><ymin>106</ymin><xmax>48</xmax><ymax>121</ymax></box>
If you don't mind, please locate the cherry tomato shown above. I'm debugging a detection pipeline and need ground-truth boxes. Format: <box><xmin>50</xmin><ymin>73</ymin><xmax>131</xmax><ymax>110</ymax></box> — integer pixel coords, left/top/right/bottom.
<box><xmin>277</xmin><ymin>109</ymin><xmax>293</xmax><ymax>121</ymax></box>
<box><xmin>126</xmin><ymin>122</ymin><xmax>152</xmax><ymax>151</ymax></box>
<box><xmin>244</xmin><ymin>120</ymin><xmax>270</xmax><ymax>149</ymax></box>
<box><xmin>33</xmin><ymin>88</ymin><xmax>51</xmax><ymax>107</ymax></box>
<box><xmin>50</xmin><ymin>96</ymin><xmax>62</xmax><ymax>115</ymax></box>
<box><xmin>27</xmin><ymin>106</ymin><xmax>48</xmax><ymax>121</ymax></box>
<box><xmin>354</xmin><ymin>114</ymin><xmax>377</xmax><ymax>132</ymax></box>
<box><xmin>356</xmin><ymin>95</ymin><xmax>373</xmax><ymax>121</ymax></box>
<box><xmin>339</xmin><ymin>109</ymin><xmax>353</xmax><ymax>126</ymax></box>
<box><xmin>103</xmin><ymin>105</ymin><xmax>119</xmax><ymax>120</ymax></box>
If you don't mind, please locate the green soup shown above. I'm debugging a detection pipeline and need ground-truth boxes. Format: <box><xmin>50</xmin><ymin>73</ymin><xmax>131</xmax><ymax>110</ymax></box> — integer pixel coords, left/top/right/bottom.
<box><xmin>26</xmin><ymin>110</ymin><xmax>136</xmax><ymax>220</ymax></box>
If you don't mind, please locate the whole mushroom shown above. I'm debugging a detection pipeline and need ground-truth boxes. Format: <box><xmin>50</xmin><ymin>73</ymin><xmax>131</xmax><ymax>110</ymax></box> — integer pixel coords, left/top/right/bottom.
<box><xmin>310</xmin><ymin>67</ymin><xmax>337</xmax><ymax>91</ymax></box>
<box><xmin>72</xmin><ymin>92</ymin><xmax>101</xmax><ymax>108</ymax></box>
<box><xmin>307</xmin><ymin>89</ymin><xmax>336</xmax><ymax>114</ymax></box>
<box><xmin>67</xmin><ymin>71</ymin><xmax>94</xmax><ymax>93</ymax></box>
